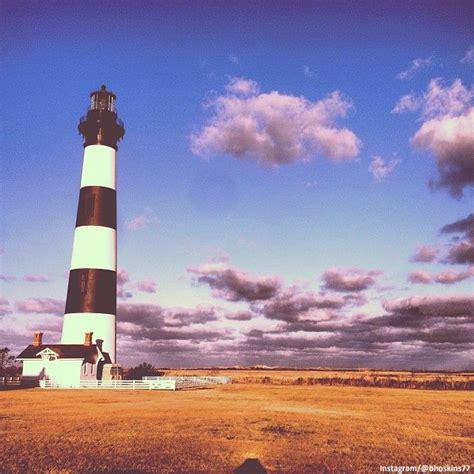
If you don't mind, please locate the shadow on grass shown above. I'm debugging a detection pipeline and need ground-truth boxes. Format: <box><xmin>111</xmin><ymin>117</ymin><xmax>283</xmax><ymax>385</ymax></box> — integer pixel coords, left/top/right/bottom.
<box><xmin>0</xmin><ymin>385</ymin><xmax>36</xmax><ymax>391</ymax></box>
<box><xmin>234</xmin><ymin>458</ymin><xmax>268</xmax><ymax>474</ymax></box>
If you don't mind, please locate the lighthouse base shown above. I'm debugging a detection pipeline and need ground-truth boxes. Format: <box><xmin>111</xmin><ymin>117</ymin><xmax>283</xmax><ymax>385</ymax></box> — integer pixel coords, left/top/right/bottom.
<box><xmin>62</xmin><ymin>313</ymin><xmax>116</xmax><ymax>363</ymax></box>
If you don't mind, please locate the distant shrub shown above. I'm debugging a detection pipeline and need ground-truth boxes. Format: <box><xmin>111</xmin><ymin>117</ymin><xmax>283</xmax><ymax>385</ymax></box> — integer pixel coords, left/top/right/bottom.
<box><xmin>125</xmin><ymin>362</ymin><xmax>158</xmax><ymax>380</ymax></box>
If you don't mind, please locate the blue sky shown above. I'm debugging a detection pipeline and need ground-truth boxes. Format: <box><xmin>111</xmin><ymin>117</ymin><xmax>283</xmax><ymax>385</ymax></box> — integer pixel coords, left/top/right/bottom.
<box><xmin>1</xmin><ymin>1</ymin><xmax>473</xmax><ymax>368</ymax></box>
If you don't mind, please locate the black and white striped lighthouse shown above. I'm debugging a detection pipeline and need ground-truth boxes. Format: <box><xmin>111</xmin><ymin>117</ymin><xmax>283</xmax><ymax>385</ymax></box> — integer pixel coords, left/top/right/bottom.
<box><xmin>61</xmin><ymin>85</ymin><xmax>124</xmax><ymax>363</ymax></box>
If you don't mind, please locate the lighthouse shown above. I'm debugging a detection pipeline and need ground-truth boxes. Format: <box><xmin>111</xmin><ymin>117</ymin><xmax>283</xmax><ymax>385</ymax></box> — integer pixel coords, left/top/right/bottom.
<box><xmin>61</xmin><ymin>85</ymin><xmax>125</xmax><ymax>363</ymax></box>
<box><xmin>17</xmin><ymin>86</ymin><xmax>125</xmax><ymax>386</ymax></box>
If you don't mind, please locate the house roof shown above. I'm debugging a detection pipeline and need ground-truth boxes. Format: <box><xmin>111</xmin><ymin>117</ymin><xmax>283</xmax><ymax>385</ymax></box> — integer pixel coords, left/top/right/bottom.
<box><xmin>17</xmin><ymin>344</ymin><xmax>99</xmax><ymax>361</ymax></box>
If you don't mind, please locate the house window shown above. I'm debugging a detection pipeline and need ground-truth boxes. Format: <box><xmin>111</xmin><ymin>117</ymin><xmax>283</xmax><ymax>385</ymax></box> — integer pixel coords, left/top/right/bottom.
<box><xmin>40</xmin><ymin>349</ymin><xmax>57</xmax><ymax>361</ymax></box>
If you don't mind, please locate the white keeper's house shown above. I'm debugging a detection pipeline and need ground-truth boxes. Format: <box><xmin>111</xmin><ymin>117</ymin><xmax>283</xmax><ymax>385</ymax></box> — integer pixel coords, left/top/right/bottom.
<box><xmin>17</xmin><ymin>331</ymin><xmax>117</xmax><ymax>387</ymax></box>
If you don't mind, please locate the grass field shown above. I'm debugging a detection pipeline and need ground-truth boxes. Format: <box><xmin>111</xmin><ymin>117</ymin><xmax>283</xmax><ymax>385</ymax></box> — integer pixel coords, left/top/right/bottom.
<box><xmin>1</xmin><ymin>377</ymin><xmax>473</xmax><ymax>473</ymax></box>
<box><xmin>163</xmin><ymin>368</ymin><xmax>474</xmax><ymax>390</ymax></box>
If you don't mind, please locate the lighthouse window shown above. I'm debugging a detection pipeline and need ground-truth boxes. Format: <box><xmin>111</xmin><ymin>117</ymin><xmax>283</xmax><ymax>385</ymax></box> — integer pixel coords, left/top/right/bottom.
<box><xmin>80</xmin><ymin>271</ymin><xmax>89</xmax><ymax>295</ymax></box>
<box><xmin>86</xmin><ymin>195</ymin><xmax>96</xmax><ymax>217</ymax></box>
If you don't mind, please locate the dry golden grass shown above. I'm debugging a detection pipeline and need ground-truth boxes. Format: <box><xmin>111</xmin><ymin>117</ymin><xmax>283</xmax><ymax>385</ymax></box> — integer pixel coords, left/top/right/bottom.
<box><xmin>1</xmin><ymin>377</ymin><xmax>473</xmax><ymax>474</ymax></box>
<box><xmin>165</xmin><ymin>368</ymin><xmax>474</xmax><ymax>390</ymax></box>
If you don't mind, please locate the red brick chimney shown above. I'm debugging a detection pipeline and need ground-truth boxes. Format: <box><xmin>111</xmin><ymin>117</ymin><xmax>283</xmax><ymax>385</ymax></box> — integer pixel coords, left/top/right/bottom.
<box><xmin>33</xmin><ymin>332</ymin><xmax>43</xmax><ymax>347</ymax></box>
<box><xmin>84</xmin><ymin>332</ymin><xmax>93</xmax><ymax>347</ymax></box>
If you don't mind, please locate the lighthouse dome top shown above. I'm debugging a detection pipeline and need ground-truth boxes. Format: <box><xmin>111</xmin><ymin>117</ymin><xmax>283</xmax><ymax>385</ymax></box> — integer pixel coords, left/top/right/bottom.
<box><xmin>79</xmin><ymin>85</ymin><xmax>124</xmax><ymax>149</ymax></box>
<box><xmin>89</xmin><ymin>85</ymin><xmax>116</xmax><ymax>113</ymax></box>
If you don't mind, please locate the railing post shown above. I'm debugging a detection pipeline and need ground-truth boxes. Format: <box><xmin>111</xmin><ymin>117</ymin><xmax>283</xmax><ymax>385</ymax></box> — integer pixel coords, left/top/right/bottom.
<box><xmin>133</xmin><ymin>380</ymin><xmax>136</xmax><ymax>390</ymax></box>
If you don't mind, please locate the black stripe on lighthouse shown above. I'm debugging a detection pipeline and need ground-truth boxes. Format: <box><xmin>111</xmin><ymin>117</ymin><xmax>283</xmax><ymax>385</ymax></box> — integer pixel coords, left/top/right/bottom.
<box><xmin>65</xmin><ymin>269</ymin><xmax>116</xmax><ymax>314</ymax></box>
<box><xmin>76</xmin><ymin>186</ymin><xmax>116</xmax><ymax>228</ymax></box>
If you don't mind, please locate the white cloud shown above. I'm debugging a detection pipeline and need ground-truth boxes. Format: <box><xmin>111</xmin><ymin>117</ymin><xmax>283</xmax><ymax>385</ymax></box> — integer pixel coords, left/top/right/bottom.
<box><xmin>393</xmin><ymin>78</ymin><xmax>473</xmax><ymax>119</ymax></box>
<box><xmin>135</xmin><ymin>279</ymin><xmax>157</xmax><ymax>293</ymax></box>
<box><xmin>412</xmin><ymin>107</ymin><xmax>474</xmax><ymax>198</ymax></box>
<box><xmin>23</xmin><ymin>274</ymin><xmax>49</xmax><ymax>283</ymax></box>
<box><xmin>303</xmin><ymin>65</ymin><xmax>314</xmax><ymax>78</ymax></box>
<box><xmin>15</xmin><ymin>298</ymin><xmax>63</xmax><ymax>315</ymax></box>
<box><xmin>461</xmin><ymin>45</ymin><xmax>474</xmax><ymax>65</ymax></box>
<box><xmin>392</xmin><ymin>93</ymin><xmax>422</xmax><ymax>114</ymax></box>
<box><xmin>397</xmin><ymin>57</ymin><xmax>432</xmax><ymax>80</ymax></box>
<box><xmin>191</xmin><ymin>77</ymin><xmax>361</xmax><ymax>166</ymax></box>
<box><xmin>228</xmin><ymin>54</ymin><xmax>240</xmax><ymax>65</ymax></box>
<box><xmin>125</xmin><ymin>208</ymin><xmax>155</xmax><ymax>231</ymax></box>
<box><xmin>368</xmin><ymin>155</ymin><xmax>400</xmax><ymax>181</ymax></box>
<box><xmin>225</xmin><ymin>77</ymin><xmax>259</xmax><ymax>96</ymax></box>
<box><xmin>394</xmin><ymin>78</ymin><xmax>474</xmax><ymax>198</ymax></box>
<box><xmin>420</xmin><ymin>79</ymin><xmax>473</xmax><ymax>119</ymax></box>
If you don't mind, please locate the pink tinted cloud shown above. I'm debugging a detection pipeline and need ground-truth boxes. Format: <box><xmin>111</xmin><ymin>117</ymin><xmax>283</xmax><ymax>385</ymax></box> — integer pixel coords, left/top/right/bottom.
<box><xmin>117</xmin><ymin>267</ymin><xmax>130</xmax><ymax>285</ymax></box>
<box><xmin>0</xmin><ymin>298</ymin><xmax>12</xmax><ymax>316</ymax></box>
<box><xmin>434</xmin><ymin>268</ymin><xmax>473</xmax><ymax>284</ymax></box>
<box><xmin>408</xmin><ymin>270</ymin><xmax>433</xmax><ymax>284</ymax></box>
<box><xmin>135</xmin><ymin>279</ymin><xmax>157</xmax><ymax>293</ymax></box>
<box><xmin>191</xmin><ymin>77</ymin><xmax>360</xmax><ymax>165</ymax></box>
<box><xmin>0</xmin><ymin>274</ymin><xmax>16</xmax><ymax>282</ymax></box>
<box><xmin>225</xmin><ymin>311</ymin><xmax>254</xmax><ymax>321</ymax></box>
<box><xmin>15</xmin><ymin>297</ymin><xmax>64</xmax><ymax>315</ymax></box>
<box><xmin>383</xmin><ymin>294</ymin><xmax>474</xmax><ymax>318</ymax></box>
<box><xmin>188</xmin><ymin>261</ymin><xmax>281</xmax><ymax>302</ymax></box>
<box><xmin>409</xmin><ymin>244</ymin><xmax>439</xmax><ymax>263</ymax></box>
<box><xmin>117</xmin><ymin>287</ymin><xmax>133</xmax><ymax>300</ymax></box>
<box><xmin>23</xmin><ymin>274</ymin><xmax>49</xmax><ymax>283</ymax></box>
<box><xmin>126</xmin><ymin>209</ymin><xmax>155</xmax><ymax>231</ymax></box>
<box><xmin>225</xmin><ymin>77</ymin><xmax>259</xmax><ymax>95</ymax></box>
<box><xmin>117</xmin><ymin>267</ymin><xmax>133</xmax><ymax>299</ymax></box>
<box><xmin>394</xmin><ymin>79</ymin><xmax>474</xmax><ymax>197</ymax></box>
<box><xmin>412</xmin><ymin>108</ymin><xmax>474</xmax><ymax>198</ymax></box>
<box><xmin>397</xmin><ymin>57</ymin><xmax>432</xmax><ymax>81</ymax></box>
<box><xmin>368</xmin><ymin>155</ymin><xmax>400</xmax><ymax>181</ymax></box>
<box><xmin>461</xmin><ymin>45</ymin><xmax>474</xmax><ymax>65</ymax></box>
<box><xmin>408</xmin><ymin>268</ymin><xmax>473</xmax><ymax>285</ymax></box>
<box><xmin>393</xmin><ymin>78</ymin><xmax>473</xmax><ymax>119</ymax></box>
<box><xmin>321</xmin><ymin>268</ymin><xmax>382</xmax><ymax>292</ymax></box>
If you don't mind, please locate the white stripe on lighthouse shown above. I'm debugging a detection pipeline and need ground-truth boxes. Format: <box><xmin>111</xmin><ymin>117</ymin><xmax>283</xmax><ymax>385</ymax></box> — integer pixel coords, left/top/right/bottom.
<box><xmin>80</xmin><ymin>145</ymin><xmax>116</xmax><ymax>190</ymax></box>
<box><xmin>62</xmin><ymin>312</ymin><xmax>116</xmax><ymax>363</ymax></box>
<box><xmin>70</xmin><ymin>226</ymin><xmax>116</xmax><ymax>271</ymax></box>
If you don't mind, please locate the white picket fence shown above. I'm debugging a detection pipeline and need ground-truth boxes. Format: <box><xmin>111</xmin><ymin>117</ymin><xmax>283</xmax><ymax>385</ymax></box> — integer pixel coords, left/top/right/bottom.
<box><xmin>0</xmin><ymin>376</ymin><xmax>21</xmax><ymax>386</ymax></box>
<box><xmin>39</xmin><ymin>376</ymin><xmax>232</xmax><ymax>390</ymax></box>
<box><xmin>143</xmin><ymin>375</ymin><xmax>232</xmax><ymax>390</ymax></box>
<box><xmin>39</xmin><ymin>379</ymin><xmax>176</xmax><ymax>390</ymax></box>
